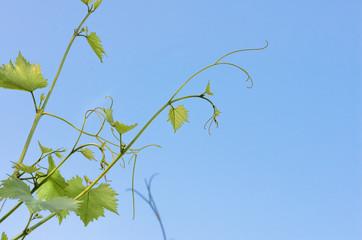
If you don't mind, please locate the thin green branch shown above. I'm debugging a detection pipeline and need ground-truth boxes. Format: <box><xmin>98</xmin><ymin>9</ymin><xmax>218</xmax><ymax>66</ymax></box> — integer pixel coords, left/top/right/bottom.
<box><xmin>42</xmin><ymin>112</ymin><xmax>119</xmax><ymax>147</ymax></box>
<box><xmin>15</xmin><ymin>10</ymin><xmax>92</xmax><ymax>170</ymax></box>
<box><xmin>30</xmin><ymin>92</ymin><xmax>37</xmax><ymax>113</ymax></box>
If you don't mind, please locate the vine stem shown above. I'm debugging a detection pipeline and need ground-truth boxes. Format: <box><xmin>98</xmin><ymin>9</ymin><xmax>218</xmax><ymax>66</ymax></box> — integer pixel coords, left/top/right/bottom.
<box><xmin>15</xmin><ymin>10</ymin><xmax>92</xmax><ymax>168</ymax></box>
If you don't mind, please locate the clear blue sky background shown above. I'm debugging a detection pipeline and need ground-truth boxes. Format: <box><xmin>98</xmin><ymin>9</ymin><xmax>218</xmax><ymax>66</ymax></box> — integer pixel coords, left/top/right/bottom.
<box><xmin>0</xmin><ymin>0</ymin><xmax>361</xmax><ymax>239</ymax></box>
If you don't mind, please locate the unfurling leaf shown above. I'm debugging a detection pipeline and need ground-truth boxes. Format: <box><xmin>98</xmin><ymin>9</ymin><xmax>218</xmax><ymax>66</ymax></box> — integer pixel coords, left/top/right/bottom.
<box><xmin>38</xmin><ymin>141</ymin><xmax>52</xmax><ymax>153</ymax></box>
<box><xmin>167</xmin><ymin>105</ymin><xmax>189</xmax><ymax>132</ymax></box>
<box><xmin>0</xmin><ymin>51</ymin><xmax>47</xmax><ymax>92</ymax></box>
<box><xmin>65</xmin><ymin>176</ymin><xmax>119</xmax><ymax>226</ymax></box>
<box><xmin>81</xmin><ymin>0</ymin><xmax>93</xmax><ymax>4</ymax></box>
<box><xmin>205</xmin><ymin>80</ymin><xmax>214</xmax><ymax>96</ymax></box>
<box><xmin>80</xmin><ymin>148</ymin><xmax>96</xmax><ymax>161</ymax></box>
<box><xmin>12</xmin><ymin>162</ymin><xmax>39</xmax><ymax>174</ymax></box>
<box><xmin>86</xmin><ymin>32</ymin><xmax>105</xmax><ymax>62</ymax></box>
<box><xmin>93</xmin><ymin>0</ymin><xmax>102</xmax><ymax>10</ymax></box>
<box><xmin>1</xmin><ymin>232</ymin><xmax>8</xmax><ymax>240</ymax></box>
<box><xmin>40</xmin><ymin>93</ymin><xmax>46</xmax><ymax>101</ymax></box>
<box><xmin>112</xmin><ymin>121</ymin><xmax>138</xmax><ymax>135</ymax></box>
<box><xmin>0</xmin><ymin>176</ymin><xmax>79</xmax><ymax>215</ymax></box>
<box><xmin>102</xmin><ymin>108</ymin><xmax>114</xmax><ymax>124</ymax></box>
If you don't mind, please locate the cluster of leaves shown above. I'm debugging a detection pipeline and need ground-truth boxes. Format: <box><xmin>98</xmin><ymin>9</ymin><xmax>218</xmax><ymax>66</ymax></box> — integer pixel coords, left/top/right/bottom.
<box><xmin>0</xmin><ymin>143</ymin><xmax>119</xmax><ymax>227</ymax></box>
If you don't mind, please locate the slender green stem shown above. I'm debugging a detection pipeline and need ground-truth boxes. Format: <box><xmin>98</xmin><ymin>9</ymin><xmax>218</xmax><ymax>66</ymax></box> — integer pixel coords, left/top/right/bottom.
<box><xmin>15</xmin><ymin>11</ymin><xmax>92</xmax><ymax>169</ymax></box>
<box><xmin>169</xmin><ymin>64</ymin><xmax>217</xmax><ymax>101</ymax></box>
<box><xmin>30</xmin><ymin>92</ymin><xmax>37</xmax><ymax>113</ymax></box>
<box><xmin>42</xmin><ymin>112</ymin><xmax>119</xmax><ymax>147</ymax></box>
<box><xmin>20</xmin><ymin>213</ymin><xmax>33</xmax><ymax>240</ymax></box>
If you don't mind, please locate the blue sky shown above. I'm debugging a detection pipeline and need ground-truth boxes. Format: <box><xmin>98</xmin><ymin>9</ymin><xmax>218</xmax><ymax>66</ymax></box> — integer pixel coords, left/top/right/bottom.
<box><xmin>0</xmin><ymin>0</ymin><xmax>361</xmax><ymax>239</ymax></box>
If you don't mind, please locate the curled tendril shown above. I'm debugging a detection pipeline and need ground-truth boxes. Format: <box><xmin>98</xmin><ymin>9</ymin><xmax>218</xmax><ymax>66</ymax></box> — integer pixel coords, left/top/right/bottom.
<box><xmin>170</xmin><ymin>41</ymin><xmax>268</xmax><ymax>100</ymax></box>
<box><xmin>105</xmin><ymin>95</ymin><xmax>113</xmax><ymax>109</ymax></box>
<box><xmin>203</xmin><ymin>110</ymin><xmax>221</xmax><ymax>135</ymax></box>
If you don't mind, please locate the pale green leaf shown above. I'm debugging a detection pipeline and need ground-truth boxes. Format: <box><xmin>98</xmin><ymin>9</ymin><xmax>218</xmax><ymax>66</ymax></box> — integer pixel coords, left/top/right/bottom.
<box><xmin>81</xmin><ymin>0</ymin><xmax>93</xmax><ymax>4</ymax></box>
<box><xmin>0</xmin><ymin>176</ymin><xmax>79</xmax><ymax>215</ymax></box>
<box><xmin>86</xmin><ymin>32</ymin><xmax>105</xmax><ymax>63</ymax></box>
<box><xmin>38</xmin><ymin>141</ymin><xmax>52</xmax><ymax>153</ymax></box>
<box><xmin>80</xmin><ymin>148</ymin><xmax>96</xmax><ymax>161</ymax></box>
<box><xmin>0</xmin><ymin>51</ymin><xmax>47</xmax><ymax>92</ymax></box>
<box><xmin>36</xmin><ymin>155</ymin><xmax>68</xmax><ymax>201</ymax></box>
<box><xmin>84</xmin><ymin>175</ymin><xmax>92</xmax><ymax>184</ymax></box>
<box><xmin>1</xmin><ymin>232</ymin><xmax>8</xmax><ymax>240</ymax></box>
<box><xmin>55</xmin><ymin>152</ymin><xmax>63</xmax><ymax>159</ymax></box>
<box><xmin>12</xmin><ymin>162</ymin><xmax>39</xmax><ymax>174</ymax></box>
<box><xmin>40</xmin><ymin>93</ymin><xmax>45</xmax><ymax>101</ymax></box>
<box><xmin>167</xmin><ymin>105</ymin><xmax>189</xmax><ymax>132</ymax></box>
<box><xmin>102</xmin><ymin>108</ymin><xmax>114</xmax><ymax>124</ymax></box>
<box><xmin>112</xmin><ymin>121</ymin><xmax>138</xmax><ymax>135</ymax></box>
<box><xmin>65</xmin><ymin>176</ymin><xmax>118</xmax><ymax>226</ymax></box>
<box><xmin>93</xmin><ymin>0</ymin><xmax>102</xmax><ymax>10</ymax></box>
<box><xmin>205</xmin><ymin>80</ymin><xmax>214</xmax><ymax>96</ymax></box>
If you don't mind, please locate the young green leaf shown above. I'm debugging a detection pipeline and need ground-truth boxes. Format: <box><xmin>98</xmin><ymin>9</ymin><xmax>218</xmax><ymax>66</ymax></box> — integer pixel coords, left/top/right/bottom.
<box><xmin>12</xmin><ymin>162</ymin><xmax>39</xmax><ymax>174</ymax></box>
<box><xmin>80</xmin><ymin>0</ymin><xmax>93</xmax><ymax>4</ymax></box>
<box><xmin>0</xmin><ymin>176</ymin><xmax>79</xmax><ymax>214</ymax></box>
<box><xmin>86</xmin><ymin>32</ymin><xmax>106</xmax><ymax>63</ymax></box>
<box><xmin>55</xmin><ymin>151</ymin><xmax>63</xmax><ymax>159</ymax></box>
<box><xmin>102</xmin><ymin>108</ymin><xmax>114</xmax><ymax>124</ymax></box>
<box><xmin>38</xmin><ymin>141</ymin><xmax>52</xmax><ymax>153</ymax></box>
<box><xmin>93</xmin><ymin>0</ymin><xmax>102</xmax><ymax>10</ymax></box>
<box><xmin>0</xmin><ymin>51</ymin><xmax>48</xmax><ymax>92</ymax></box>
<box><xmin>112</xmin><ymin>121</ymin><xmax>138</xmax><ymax>135</ymax></box>
<box><xmin>1</xmin><ymin>232</ymin><xmax>8</xmax><ymax>240</ymax></box>
<box><xmin>167</xmin><ymin>105</ymin><xmax>189</xmax><ymax>132</ymax></box>
<box><xmin>80</xmin><ymin>148</ymin><xmax>96</xmax><ymax>161</ymax></box>
<box><xmin>36</xmin><ymin>155</ymin><xmax>68</xmax><ymax>201</ymax></box>
<box><xmin>65</xmin><ymin>176</ymin><xmax>119</xmax><ymax>226</ymax></box>
<box><xmin>205</xmin><ymin>80</ymin><xmax>214</xmax><ymax>96</ymax></box>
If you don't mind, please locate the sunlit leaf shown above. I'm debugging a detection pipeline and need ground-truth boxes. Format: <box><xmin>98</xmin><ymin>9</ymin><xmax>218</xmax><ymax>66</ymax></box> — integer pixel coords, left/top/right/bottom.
<box><xmin>167</xmin><ymin>105</ymin><xmax>189</xmax><ymax>132</ymax></box>
<box><xmin>0</xmin><ymin>52</ymin><xmax>47</xmax><ymax>92</ymax></box>
<box><xmin>0</xmin><ymin>176</ymin><xmax>79</xmax><ymax>215</ymax></box>
<box><xmin>112</xmin><ymin>121</ymin><xmax>138</xmax><ymax>135</ymax></box>
<box><xmin>80</xmin><ymin>0</ymin><xmax>93</xmax><ymax>4</ymax></box>
<box><xmin>36</xmin><ymin>155</ymin><xmax>68</xmax><ymax>201</ymax></box>
<box><xmin>93</xmin><ymin>0</ymin><xmax>102</xmax><ymax>10</ymax></box>
<box><xmin>80</xmin><ymin>148</ymin><xmax>96</xmax><ymax>161</ymax></box>
<box><xmin>38</xmin><ymin>141</ymin><xmax>52</xmax><ymax>153</ymax></box>
<box><xmin>205</xmin><ymin>80</ymin><xmax>214</xmax><ymax>96</ymax></box>
<box><xmin>102</xmin><ymin>108</ymin><xmax>114</xmax><ymax>124</ymax></box>
<box><xmin>1</xmin><ymin>232</ymin><xmax>8</xmax><ymax>240</ymax></box>
<box><xmin>55</xmin><ymin>152</ymin><xmax>63</xmax><ymax>159</ymax></box>
<box><xmin>12</xmin><ymin>162</ymin><xmax>39</xmax><ymax>174</ymax></box>
<box><xmin>86</xmin><ymin>32</ymin><xmax>105</xmax><ymax>63</ymax></box>
<box><xmin>65</xmin><ymin>176</ymin><xmax>118</xmax><ymax>226</ymax></box>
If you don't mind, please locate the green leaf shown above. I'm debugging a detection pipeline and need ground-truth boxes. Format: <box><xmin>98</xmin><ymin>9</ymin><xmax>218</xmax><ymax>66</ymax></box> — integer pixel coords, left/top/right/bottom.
<box><xmin>167</xmin><ymin>105</ymin><xmax>189</xmax><ymax>132</ymax></box>
<box><xmin>93</xmin><ymin>0</ymin><xmax>102</xmax><ymax>10</ymax></box>
<box><xmin>0</xmin><ymin>176</ymin><xmax>79</xmax><ymax>215</ymax></box>
<box><xmin>1</xmin><ymin>232</ymin><xmax>8</xmax><ymax>240</ymax></box>
<box><xmin>205</xmin><ymin>80</ymin><xmax>214</xmax><ymax>96</ymax></box>
<box><xmin>86</xmin><ymin>32</ymin><xmax>105</xmax><ymax>63</ymax></box>
<box><xmin>38</xmin><ymin>141</ymin><xmax>52</xmax><ymax>153</ymax></box>
<box><xmin>112</xmin><ymin>121</ymin><xmax>138</xmax><ymax>135</ymax></box>
<box><xmin>80</xmin><ymin>148</ymin><xmax>96</xmax><ymax>161</ymax></box>
<box><xmin>12</xmin><ymin>162</ymin><xmax>39</xmax><ymax>174</ymax></box>
<box><xmin>81</xmin><ymin>0</ymin><xmax>93</xmax><ymax>4</ymax></box>
<box><xmin>40</xmin><ymin>93</ymin><xmax>46</xmax><ymax>101</ymax></box>
<box><xmin>65</xmin><ymin>176</ymin><xmax>118</xmax><ymax>226</ymax></box>
<box><xmin>36</xmin><ymin>155</ymin><xmax>68</xmax><ymax>201</ymax></box>
<box><xmin>102</xmin><ymin>108</ymin><xmax>114</xmax><ymax>124</ymax></box>
<box><xmin>55</xmin><ymin>151</ymin><xmax>63</xmax><ymax>159</ymax></box>
<box><xmin>0</xmin><ymin>51</ymin><xmax>48</xmax><ymax>92</ymax></box>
